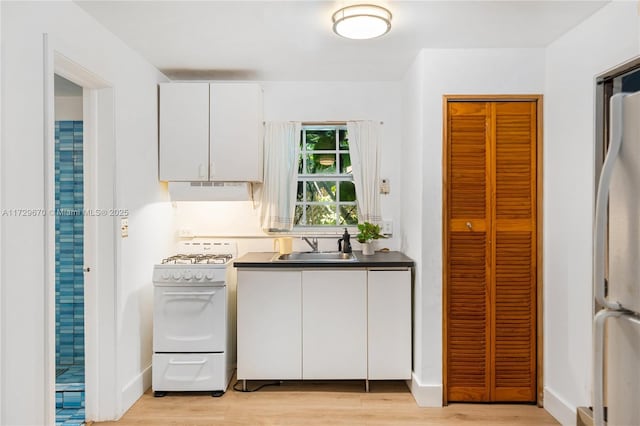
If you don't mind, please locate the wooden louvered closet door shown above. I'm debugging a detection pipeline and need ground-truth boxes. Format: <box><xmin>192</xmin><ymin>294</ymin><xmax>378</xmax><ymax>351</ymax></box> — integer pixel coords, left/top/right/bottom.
<box><xmin>445</xmin><ymin>99</ymin><xmax>538</xmax><ymax>403</ymax></box>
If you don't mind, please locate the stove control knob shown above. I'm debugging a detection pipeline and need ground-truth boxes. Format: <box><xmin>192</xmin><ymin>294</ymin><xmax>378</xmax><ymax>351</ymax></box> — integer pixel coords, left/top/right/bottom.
<box><xmin>172</xmin><ymin>271</ymin><xmax>181</xmax><ymax>280</ymax></box>
<box><xmin>161</xmin><ymin>272</ymin><xmax>170</xmax><ymax>280</ymax></box>
<box><xmin>183</xmin><ymin>271</ymin><xmax>193</xmax><ymax>280</ymax></box>
<box><xmin>194</xmin><ymin>271</ymin><xmax>203</xmax><ymax>280</ymax></box>
<box><xmin>205</xmin><ymin>272</ymin><xmax>214</xmax><ymax>281</ymax></box>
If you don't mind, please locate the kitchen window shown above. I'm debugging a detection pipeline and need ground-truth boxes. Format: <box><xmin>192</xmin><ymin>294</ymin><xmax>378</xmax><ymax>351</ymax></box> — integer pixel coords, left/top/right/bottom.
<box><xmin>294</xmin><ymin>125</ymin><xmax>358</xmax><ymax>227</ymax></box>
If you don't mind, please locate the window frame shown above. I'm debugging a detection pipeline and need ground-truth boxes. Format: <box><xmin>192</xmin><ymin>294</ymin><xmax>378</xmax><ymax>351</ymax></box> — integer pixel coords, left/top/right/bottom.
<box><xmin>294</xmin><ymin>124</ymin><xmax>358</xmax><ymax>229</ymax></box>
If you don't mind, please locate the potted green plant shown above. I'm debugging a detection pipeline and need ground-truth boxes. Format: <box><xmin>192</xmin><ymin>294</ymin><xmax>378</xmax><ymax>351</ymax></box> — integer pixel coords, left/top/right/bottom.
<box><xmin>356</xmin><ymin>222</ymin><xmax>386</xmax><ymax>255</ymax></box>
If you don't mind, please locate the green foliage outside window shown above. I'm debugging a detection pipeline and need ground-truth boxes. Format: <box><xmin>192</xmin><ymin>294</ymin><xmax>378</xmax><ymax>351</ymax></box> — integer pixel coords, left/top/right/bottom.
<box><xmin>294</xmin><ymin>127</ymin><xmax>358</xmax><ymax>227</ymax></box>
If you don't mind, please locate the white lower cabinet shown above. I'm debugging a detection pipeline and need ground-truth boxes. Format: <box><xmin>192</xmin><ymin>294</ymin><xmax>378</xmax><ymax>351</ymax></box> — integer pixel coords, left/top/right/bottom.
<box><xmin>236</xmin><ymin>269</ymin><xmax>302</xmax><ymax>380</ymax></box>
<box><xmin>367</xmin><ymin>269</ymin><xmax>412</xmax><ymax>380</ymax></box>
<box><xmin>236</xmin><ymin>267</ymin><xmax>411</xmax><ymax>383</ymax></box>
<box><xmin>302</xmin><ymin>270</ymin><xmax>367</xmax><ymax>379</ymax></box>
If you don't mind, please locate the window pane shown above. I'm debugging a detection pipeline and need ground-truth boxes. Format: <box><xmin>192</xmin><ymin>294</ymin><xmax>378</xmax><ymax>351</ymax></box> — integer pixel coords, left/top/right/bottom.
<box><xmin>306</xmin><ymin>130</ymin><xmax>336</xmax><ymax>151</ymax></box>
<box><xmin>306</xmin><ymin>205</ymin><xmax>336</xmax><ymax>225</ymax></box>
<box><xmin>298</xmin><ymin>156</ymin><xmax>303</xmax><ymax>174</ymax></box>
<box><xmin>339</xmin><ymin>205</ymin><xmax>358</xmax><ymax>225</ymax></box>
<box><xmin>305</xmin><ymin>154</ymin><xmax>336</xmax><ymax>174</ymax></box>
<box><xmin>339</xmin><ymin>130</ymin><xmax>349</xmax><ymax>150</ymax></box>
<box><xmin>294</xmin><ymin>205</ymin><xmax>303</xmax><ymax>225</ymax></box>
<box><xmin>306</xmin><ymin>181</ymin><xmax>337</xmax><ymax>202</ymax></box>
<box><xmin>339</xmin><ymin>181</ymin><xmax>356</xmax><ymax>202</ymax></box>
<box><xmin>339</xmin><ymin>154</ymin><xmax>352</xmax><ymax>174</ymax></box>
<box><xmin>296</xmin><ymin>181</ymin><xmax>303</xmax><ymax>201</ymax></box>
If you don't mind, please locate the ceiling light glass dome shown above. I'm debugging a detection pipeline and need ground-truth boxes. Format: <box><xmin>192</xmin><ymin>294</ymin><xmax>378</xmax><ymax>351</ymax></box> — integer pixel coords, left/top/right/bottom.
<box><xmin>332</xmin><ymin>4</ymin><xmax>392</xmax><ymax>40</ymax></box>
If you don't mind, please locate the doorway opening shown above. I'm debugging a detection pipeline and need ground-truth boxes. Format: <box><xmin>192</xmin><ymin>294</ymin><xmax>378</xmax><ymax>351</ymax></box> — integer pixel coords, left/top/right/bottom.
<box><xmin>54</xmin><ymin>74</ymin><xmax>86</xmax><ymax>425</ymax></box>
<box><xmin>45</xmin><ymin>42</ymin><xmax>118</xmax><ymax>424</ymax></box>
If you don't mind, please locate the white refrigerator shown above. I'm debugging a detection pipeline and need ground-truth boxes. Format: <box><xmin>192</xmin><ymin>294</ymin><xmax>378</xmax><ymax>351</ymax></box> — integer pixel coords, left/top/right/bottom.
<box><xmin>593</xmin><ymin>91</ymin><xmax>640</xmax><ymax>426</ymax></box>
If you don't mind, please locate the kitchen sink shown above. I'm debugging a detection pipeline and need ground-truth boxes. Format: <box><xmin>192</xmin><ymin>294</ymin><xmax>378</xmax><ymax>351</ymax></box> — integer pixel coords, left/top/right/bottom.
<box><xmin>271</xmin><ymin>251</ymin><xmax>358</xmax><ymax>262</ymax></box>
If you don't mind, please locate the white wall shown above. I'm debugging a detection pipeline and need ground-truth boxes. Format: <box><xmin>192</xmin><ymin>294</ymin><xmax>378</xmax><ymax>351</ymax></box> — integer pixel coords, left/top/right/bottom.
<box><xmin>55</xmin><ymin>95</ymin><xmax>82</xmax><ymax>121</ymax></box>
<box><xmin>544</xmin><ymin>3</ymin><xmax>640</xmax><ymax>424</ymax></box>
<box><xmin>0</xmin><ymin>2</ymin><xmax>173</xmax><ymax>424</ymax></box>
<box><xmin>173</xmin><ymin>81</ymin><xmax>404</xmax><ymax>255</ymax></box>
<box><xmin>402</xmin><ymin>48</ymin><xmax>546</xmax><ymax>406</ymax></box>
<box><xmin>401</xmin><ymin>52</ymin><xmax>425</xmax><ymax>398</ymax></box>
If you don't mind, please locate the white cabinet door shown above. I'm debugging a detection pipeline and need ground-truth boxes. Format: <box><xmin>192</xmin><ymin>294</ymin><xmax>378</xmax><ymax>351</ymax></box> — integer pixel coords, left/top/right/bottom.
<box><xmin>236</xmin><ymin>269</ymin><xmax>302</xmax><ymax>380</ymax></box>
<box><xmin>367</xmin><ymin>269</ymin><xmax>412</xmax><ymax>379</ymax></box>
<box><xmin>159</xmin><ymin>83</ymin><xmax>209</xmax><ymax>181</ymax></box>
<box><xmin>210</xmin><ymin>83</ymin><xmax>263</xmax><ymax>182</ymax></box>
<box><xmin>302</xmin><ymin>270</ymin><xmax>367</xmax><ymax>379</ymax></box>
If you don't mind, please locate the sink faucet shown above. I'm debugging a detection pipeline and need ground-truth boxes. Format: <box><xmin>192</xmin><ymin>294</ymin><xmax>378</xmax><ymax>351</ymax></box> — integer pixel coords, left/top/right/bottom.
<box><xmin>302</xmin><ymin>237</ymin><xmax>318</xmax><ymax>252</ymax></box>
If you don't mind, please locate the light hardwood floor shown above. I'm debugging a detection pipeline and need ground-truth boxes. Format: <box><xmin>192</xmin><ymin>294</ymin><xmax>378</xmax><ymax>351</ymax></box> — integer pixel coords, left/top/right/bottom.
<box><xmin>94</xmin><ymin>379</ymin><xmax>559</xmax><ymax>425</ymax></box>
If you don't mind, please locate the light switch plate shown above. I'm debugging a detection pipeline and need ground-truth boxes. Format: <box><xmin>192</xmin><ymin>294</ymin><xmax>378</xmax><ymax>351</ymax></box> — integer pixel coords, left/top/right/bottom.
<box><xmin>120</xmin><ymin>217</ymin><xmax>129</xmax><ymax>238</ymax></box>
<box><xmin>382</xmin><ymin>220</ymin><xmax>393</xmax><ymax>236</ymax></box>
<box><xmin>380</xmin><ymin>178</ymin><xmax>390</xmax><ymax>194</ymax></box>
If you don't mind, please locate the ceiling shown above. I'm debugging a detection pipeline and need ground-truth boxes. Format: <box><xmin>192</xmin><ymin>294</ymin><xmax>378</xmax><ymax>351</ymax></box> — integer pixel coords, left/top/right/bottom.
<box><xmin>76</xmin><ymin>0</ymin><xmax>610</xmax><ymax>81</ymax></box>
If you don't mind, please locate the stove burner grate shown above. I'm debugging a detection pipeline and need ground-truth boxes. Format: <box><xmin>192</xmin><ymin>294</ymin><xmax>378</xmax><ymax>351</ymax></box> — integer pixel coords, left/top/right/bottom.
<box><xmin>161</xmin><ymin>253</ymin><xmax>233</xmax><ymax>265</ymax></box>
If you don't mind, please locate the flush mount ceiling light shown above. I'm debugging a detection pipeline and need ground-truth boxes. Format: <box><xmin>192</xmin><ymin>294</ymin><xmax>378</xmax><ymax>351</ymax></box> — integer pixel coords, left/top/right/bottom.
<box><xmin>332</xmin><ymin>4</ymin><xmax>392</xmax><ymax>40</ymax></box>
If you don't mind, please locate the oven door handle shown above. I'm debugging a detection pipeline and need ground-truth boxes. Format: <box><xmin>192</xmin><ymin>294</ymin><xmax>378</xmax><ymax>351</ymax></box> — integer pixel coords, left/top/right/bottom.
<box><xmin>162</xmin><ymin>291</ymin><xmax>217</xmax><ymax>296</ymax></box>
<box><xmin>168</xmin><ymin>359</ymin><xmax>207</xmax><ymax>366</ymax></box>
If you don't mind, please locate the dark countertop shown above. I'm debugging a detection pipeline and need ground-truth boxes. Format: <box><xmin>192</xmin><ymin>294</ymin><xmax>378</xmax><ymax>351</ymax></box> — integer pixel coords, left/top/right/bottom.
<box><xmin>233</xmin><ymin>251</ymin><xmax>414</xmax><ymax>268</ymax></box>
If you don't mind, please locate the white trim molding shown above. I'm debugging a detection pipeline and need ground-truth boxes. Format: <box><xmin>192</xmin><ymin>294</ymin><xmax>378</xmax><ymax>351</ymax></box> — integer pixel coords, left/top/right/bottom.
<box><xmin>121</xmin><ymin>364</ymin><xmax>152</xmax><ymax>417</ymax></box>
<box><xmin>0</xmin><ymin>1</ymin><xmax>4</xmax><ymax>422</ymax></box>
<box><xmin>544</xmin><ymin>386</ymin><xmax>576</xmax><ymax>426</ymax></box>
<box><xmin>407</xmin><ymin>372</ymin><xmax>443</xmax><ymax>407</ymax></box>
<box><xmin>43</xmin><ymin>33</ymin><xmax>57</xmax><ymax>426</ymax></box>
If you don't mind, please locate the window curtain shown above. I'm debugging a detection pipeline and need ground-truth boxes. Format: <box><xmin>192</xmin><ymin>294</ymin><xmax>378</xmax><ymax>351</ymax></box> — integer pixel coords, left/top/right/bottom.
<box><xmin>260</xmin><ymin>121</ymin><xmax>301</xmax><ymax>231</ymax></box>
<box><xmin>347</xmin><ymin>121</ymin><xmax>381</xmax><ymax>224</ymax></box>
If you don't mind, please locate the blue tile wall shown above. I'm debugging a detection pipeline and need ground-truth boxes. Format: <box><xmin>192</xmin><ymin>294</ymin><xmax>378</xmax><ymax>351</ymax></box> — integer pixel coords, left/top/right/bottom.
<box><xmin>55</xmin><ymin>121</ymin><xmax>84</xmax><ymax>367</ymax></box>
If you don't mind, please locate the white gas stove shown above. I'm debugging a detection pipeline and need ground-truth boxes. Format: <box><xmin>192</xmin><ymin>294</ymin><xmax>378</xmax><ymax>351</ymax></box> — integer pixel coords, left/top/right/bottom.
<box><xmin>152</xmin><ymin>240</ymin><xmax>236</xmax><ymax>397</ymax></box>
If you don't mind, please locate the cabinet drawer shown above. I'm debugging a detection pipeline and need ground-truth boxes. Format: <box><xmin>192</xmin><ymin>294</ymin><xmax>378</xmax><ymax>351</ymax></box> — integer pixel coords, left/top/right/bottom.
<box><xmin>152</xmin><ymin>353</ymin><xmax>227</xmax><ymax>391</ymax></box>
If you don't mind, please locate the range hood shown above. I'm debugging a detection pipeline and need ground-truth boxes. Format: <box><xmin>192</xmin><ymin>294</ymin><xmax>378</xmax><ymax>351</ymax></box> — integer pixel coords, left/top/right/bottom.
<box><xmin>168</xmin><ymin>181</ymin><xmax>253</xmax><ymax>201</ymax></box>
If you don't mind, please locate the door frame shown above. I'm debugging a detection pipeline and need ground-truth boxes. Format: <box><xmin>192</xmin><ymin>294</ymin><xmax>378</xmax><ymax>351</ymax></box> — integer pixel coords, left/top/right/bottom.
<box><xmin>43</xmin><ymin>34</ymin><xmax>119</xmax><ymax>423</ymax></box>
<box><xmin>441</xmin><ymin>94</ymin><xmax>544</xmax><ymax>406</ymax></box>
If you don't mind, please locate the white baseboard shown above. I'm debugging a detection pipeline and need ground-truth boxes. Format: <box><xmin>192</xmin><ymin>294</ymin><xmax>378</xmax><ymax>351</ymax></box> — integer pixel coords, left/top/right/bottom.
<box><xmin>407</xmin><ymin>373</ymin><xmax>443</xmax><ymax>407</ymax></box>
<box><xmin>120</xmin><ymin>364</ymin><xmax>152</xmax><ymax>417</ymax></box>
<box><xmin>544</xmin><ymin>386</ymin><xmax>576</xmax><ymax>426</ymax></box>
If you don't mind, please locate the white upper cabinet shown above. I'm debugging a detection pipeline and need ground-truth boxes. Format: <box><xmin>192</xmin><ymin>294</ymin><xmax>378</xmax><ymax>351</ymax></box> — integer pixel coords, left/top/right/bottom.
<box><xmin>159</xmin><ymin>82</ymin><xmax>263</xmax><ymax>182</ymax></box>
<box><xmin>210</xmin><ymin>83</ymin><xmax>263</xmax><ymax>182</ymax></box>
<box><xmin>159</xmin><ymin>83</ymin><xmax>210</xmax><ymax>181</ymax></box>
